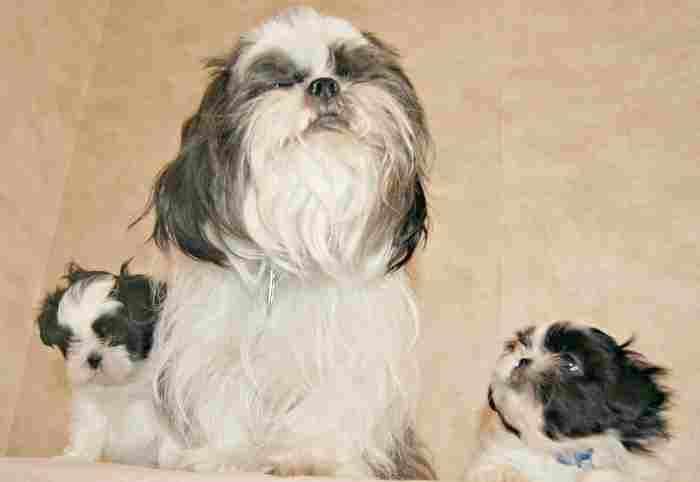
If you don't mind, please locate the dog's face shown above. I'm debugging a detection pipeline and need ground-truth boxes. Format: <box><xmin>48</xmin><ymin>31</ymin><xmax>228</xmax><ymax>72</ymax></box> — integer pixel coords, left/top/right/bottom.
<box><xmin>144</xmin><ymin>7</ymin><xmax>430</xmax><ymax>276</ymax></box>
<box><xmin>36</xmin><ymin>262</ymin><xmax>162</xmax><ymax>387</ymax></box>
<box><xmin>488</xmin><ymin>322</ymin><xmax>671</xmax><ymax>453</ymax></box>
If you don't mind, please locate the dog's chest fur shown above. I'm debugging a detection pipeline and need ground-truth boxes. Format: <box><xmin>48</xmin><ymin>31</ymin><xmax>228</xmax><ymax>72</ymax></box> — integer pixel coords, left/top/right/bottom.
<box><xmin>157</xmin><ymin>259</ymin><xmax>420</xmax><ymax>458</ymax></box>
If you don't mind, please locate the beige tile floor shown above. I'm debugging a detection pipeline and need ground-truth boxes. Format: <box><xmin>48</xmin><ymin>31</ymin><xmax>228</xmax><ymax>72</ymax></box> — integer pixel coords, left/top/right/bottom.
<box><xmin>3</xmin><ymin>1</ymin><xmax>698</xmax><ymax>479</ymax></box>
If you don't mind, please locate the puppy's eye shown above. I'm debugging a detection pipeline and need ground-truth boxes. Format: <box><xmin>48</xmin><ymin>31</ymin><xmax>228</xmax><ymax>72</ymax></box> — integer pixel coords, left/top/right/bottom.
<box><xmin>561</xmin><ymin>353</ymin><xmax>582</xmax><ymax>373</ymax></box>
<box><xmin>504</xmin><ymin>340</ymin><xmax>517</xmax><ymax>354</ymax></box>
<box><xmin>93</xmin><ymin>322</ymin><xmax>106</xmax><ymax>338</ymax></box>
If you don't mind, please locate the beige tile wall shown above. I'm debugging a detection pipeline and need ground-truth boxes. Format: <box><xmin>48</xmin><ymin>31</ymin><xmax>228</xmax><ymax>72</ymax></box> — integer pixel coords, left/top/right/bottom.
<box><xmin>1</xmin><ymin>0</ymin><xmax>111</xmax><ymax>455</ymax></box>
<box><xmin>3</xmin><ymin>0</ymin><xmax>698</xmax><ymax>479</ymax></box>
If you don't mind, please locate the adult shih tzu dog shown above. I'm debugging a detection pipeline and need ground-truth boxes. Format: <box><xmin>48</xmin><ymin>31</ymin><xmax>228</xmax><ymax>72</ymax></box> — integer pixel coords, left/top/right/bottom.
<box><xmin>138</xmin><ymin>6</ymin><xmax>435</xmax><ymax>479</ymax></box>
<box><xmin>465</xmin><ymin>321</ymin><xmax>672</xmax><ymax>482</ymax></box>
<box><xmin>37</xmin><ymin>261</ymin><xmax>167</xmax><ymax>465</ymax></box>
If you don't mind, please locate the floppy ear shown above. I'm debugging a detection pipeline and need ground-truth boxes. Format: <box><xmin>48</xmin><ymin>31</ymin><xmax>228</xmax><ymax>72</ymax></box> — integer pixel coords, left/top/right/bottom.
<box><xmin>606</xmin><ymin>340</ymin><xmax>672</xmax><ymax>452</ymax></box>
<box><xmin>113</xmin><ymin>263</ymin><xmax>156</xmax><ymax>321</ymax></box>
<box><xmin>36</xmin><ymin>288</ymin><xmax>72</xmax><ymax>358</ymax></box>
<box><xmin>134</xmin><ymin>48</ymin><xmax>250</xmax><ymax>266</ymax></box>
<box><xmin>388</xmin><ymin>176</ymin><xmax>428</xmax><ymax>272</ymax></box>
<box><xmin>361</xmin><ymin>32</ymin><xmax>431</xmax><ymax>273</ymax></box>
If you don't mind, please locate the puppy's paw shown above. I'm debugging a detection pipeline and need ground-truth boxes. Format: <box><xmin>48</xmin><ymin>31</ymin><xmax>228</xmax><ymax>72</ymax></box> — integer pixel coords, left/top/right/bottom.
<box><xmin>576</xmin><ymin>469</ymin><xmax>625</xmax><ymax>482</ymax></box>
<box><xmin>465</xmin><ymin>466</ymin><xmax>532</xmax><ymax>482</ymax></box>
<box><xmin>51</xmin><ymin>452</ymin><xmax>97</xmax><ymax>463</ymax></box>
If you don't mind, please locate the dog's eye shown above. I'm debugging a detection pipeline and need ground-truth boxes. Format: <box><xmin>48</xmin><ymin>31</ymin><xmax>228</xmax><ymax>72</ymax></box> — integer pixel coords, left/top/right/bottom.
<box><xmin>336</xmin><ymin>64</ymin><xmax>351</xmax><ymax>80</ymax></box>
<box><xmin>92</xmin><ymin>321</ymin><xmax>107</xmax><ymax>338</ymax></box>
<box><xmin>272</xmin><ymin>79</ymin><xmax>295</xmax><ymax>89</ymax></box>
<box><xmin>272</xmin><ymin>72</ymin><xmax>305</xmax><ymax>89</ymax></box>
<box><xmin>561</xmin><ymin>353</ymin><xmax>582</xmax><ymax>373</ymax></box>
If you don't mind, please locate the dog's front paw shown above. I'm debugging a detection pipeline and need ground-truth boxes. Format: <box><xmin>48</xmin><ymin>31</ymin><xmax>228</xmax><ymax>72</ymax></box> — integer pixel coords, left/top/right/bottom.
<box><xmin>177</xmin><ymin>448</ymin><xmax>236</xmax><ymax>472</ymax></box>
<box><xmin>576</xmin><ymin>469</ymin><xmax>626</xmax><ymax>482</ymax></box>
<box><xmin>177</xmin><ymin>447</ymin><xmax>269</xmax><ymax>474</ymax></box>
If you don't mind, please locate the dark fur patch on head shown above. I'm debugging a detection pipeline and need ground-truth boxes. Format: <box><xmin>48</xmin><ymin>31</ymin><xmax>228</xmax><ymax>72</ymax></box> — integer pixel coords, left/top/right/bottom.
<box><xmin>36</xmin><ymin>286</ymin><xmax>73</xmax><ymax>357</ymax></box>
<box><xmin>246</xmin><ymin>49</ymin><xmax>307</xmax><ymax>87</ymax></box>
<box><xmin>37</xmin><ymin>260</ymin><xmax>165</xmax><ymax>361</ymax></box>
<box><xmin>99</xmin><ymin>259</ymin><xmax>164</xmax><ymax>359</ymax></box>
<box><xmin>537</xmin><ymin>322</ymin><xmax>672</xmax><ymax>453</ymax></box>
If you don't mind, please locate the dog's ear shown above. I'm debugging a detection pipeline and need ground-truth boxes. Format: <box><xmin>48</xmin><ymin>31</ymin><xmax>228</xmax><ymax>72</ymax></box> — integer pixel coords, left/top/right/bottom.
<box><xmin>133</xmin><ymin>47</ymin><xmax>250</xmax><ymax>266</ymax></box>
<box><xmin>64</xmin><ymin>260</ymin><xmax>114</xmax><ymax>289</ymax></box>
<box><xmin>388</xmin><ymin>176</ymin><xmax>428</xmax><ymax>272</ymax></box>
<box><xmin>119</xmin><ymin>257</ymin><xmax>134</xmax><ymax>277</ymax></box>
<box><xmin>36</xmin><ymin>288</ymin><xmax>72</xmax><ymax>358</ymax></box>
<box><xmin>607</xmin><ymin>339</ymin><xmax>672</xmax><ymax>452</ymax></box>
<box><xmin>367</xmin><ymin>36</ymin><xmax>431</xmax><ymax>274</ymax></box>
<box><xmin>64</xmin><ymin>261</ymin><xmax>91</xmax><ymax>284</ymax></box>
<box><xmin>113</xmin><ymin>262</ymin><xmax>159</xmax><ymax>321</ymax></box>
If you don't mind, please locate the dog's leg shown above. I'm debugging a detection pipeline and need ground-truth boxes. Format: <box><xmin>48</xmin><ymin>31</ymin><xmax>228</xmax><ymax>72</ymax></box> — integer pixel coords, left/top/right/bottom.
<box><xmin>156</xmin><ymin>430</ymin><xmax>184</xmax><ymax>469</ymax></box>
<box><xmin>54</xmin><ymin>398</ymin><xmax>107</xmax><ymax>462</ymax></box>
<box><xmin>176</xmin><ymin>446</ymin><xmax>272</xmax><ymax>474</ymax></box>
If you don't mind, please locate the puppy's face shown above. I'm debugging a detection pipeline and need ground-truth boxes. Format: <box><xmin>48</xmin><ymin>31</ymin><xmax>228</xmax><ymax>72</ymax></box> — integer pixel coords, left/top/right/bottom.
<box><xmin>146</xmin><ymin>7</ymin><xmax>430</xmax><ymax>275</ymax></box>
<box><xmin>37</xmin><ymin>262</ymin><xmax>160</xmax><ymax>387</ymax></box>
<box><xmin>489</xmin><ymin>322</ymin><xmax>670</xmax><ymax>452</ymax></box>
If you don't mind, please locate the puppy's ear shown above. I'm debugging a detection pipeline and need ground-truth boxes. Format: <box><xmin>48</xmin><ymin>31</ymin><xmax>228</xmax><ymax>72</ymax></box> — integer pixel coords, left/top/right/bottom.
<box><xmin>133</xmin><ymin>46</ymin><xmax>250</xmax><ymax>266</ymax></box>
<box><xmin>64</xmin><ymin>261</ymin><xmax>89</xmax><ymax>284</ymax></box>
<box><xmin>388</xmin><ymin>177</ymin><xmax>428</xmax><ymax>272</ymax></box>
<box><xmin>119</xmin><ymin>257</ymin><xmax>134</xmax><ymax>277</ymax></box>
<box><xmin>608</xmin><ymin>339</ymin><xmax>672</xmax><ymax>452</ymax></box>
<box><xmin>36</xmin><ymin>288</ymin><xmax>72</xmax><ymax>358</ymax></box>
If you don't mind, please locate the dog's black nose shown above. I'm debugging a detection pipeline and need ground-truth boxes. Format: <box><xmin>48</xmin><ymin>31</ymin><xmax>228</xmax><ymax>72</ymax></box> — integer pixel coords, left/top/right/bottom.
<box><xmin>517</xmin><ymin>358</ymin><xmax>531</xmax><ymax>369</ymax></box>
<box><xmin>87</xmin><ymin>353</ymin><xmax>102</xmax><ymax>369</ymax></box>
<box><xmin>307</xmin><ymin>77</ymin><xmax>339</xmax><ymax>100</ymax></box>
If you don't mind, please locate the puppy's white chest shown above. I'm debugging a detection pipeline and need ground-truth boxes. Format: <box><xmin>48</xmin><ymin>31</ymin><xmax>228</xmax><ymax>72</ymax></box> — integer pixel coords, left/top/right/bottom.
<box><xmin>103</xmin><ymin>397</ymin><xmax>159</xmax><ymax>465</ymax></box>
<box><xmin>496</xmin><ymin>447</ymin><xmax>583</xmax><ymax>482</ymax></box>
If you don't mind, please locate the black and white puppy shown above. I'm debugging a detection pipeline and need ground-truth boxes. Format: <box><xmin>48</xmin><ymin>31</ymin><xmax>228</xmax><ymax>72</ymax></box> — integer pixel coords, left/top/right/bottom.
<box><xmin>136</xmin><ymin>6</ymin><xmax>435</xmax><ymax>478</ymax></box>
<box><xmin>37</xmin><ymin>261</ymin><xmax>167</xmax><ymax>466</ymax></box>
<box><xmin>466</xmin><ymin>321</ymin><xmax>672</xmax><ymax>482</ymax></box>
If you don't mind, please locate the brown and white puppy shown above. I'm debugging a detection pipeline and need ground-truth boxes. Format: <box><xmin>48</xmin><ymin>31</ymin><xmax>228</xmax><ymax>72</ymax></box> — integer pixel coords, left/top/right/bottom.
<box><xmin>465</xmin><ymin>321</ymin><xmax>672</xmax><ymax>482</ymax></box>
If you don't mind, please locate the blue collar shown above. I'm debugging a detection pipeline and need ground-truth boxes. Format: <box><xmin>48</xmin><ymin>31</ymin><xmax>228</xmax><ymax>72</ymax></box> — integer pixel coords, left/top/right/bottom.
<box><xmin>555</xmin><ymin>448</ymin><xmax>594</xmax><ymax>470</ymax></box>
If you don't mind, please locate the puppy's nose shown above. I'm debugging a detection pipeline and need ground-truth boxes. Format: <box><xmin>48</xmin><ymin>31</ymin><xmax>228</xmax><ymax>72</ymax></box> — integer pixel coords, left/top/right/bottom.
<box><xmin>307</xmin><ymin>77</ymin><xmax>339</xmax><ymax>100</ymax></box>
<box><xmin>87</xmin><ymin>353</ymin><xmax>102</xmax><ymax>369</ymax></box>
<box><xmin>517</xmin><ymin>358</ymin><xmax>531</xmax><ymax>369</ymax></box>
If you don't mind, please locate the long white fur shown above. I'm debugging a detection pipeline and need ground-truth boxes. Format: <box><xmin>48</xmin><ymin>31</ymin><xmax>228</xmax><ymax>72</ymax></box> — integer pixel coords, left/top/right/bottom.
<box><xmin>155</xmin><ymin>252</ymin><xmax>420</xmax><ymax>475</ymax></box>
<box><xmin>152</xmin><ymin>7</ymin><xmax>426</xmax><ymax>476</ymax></box>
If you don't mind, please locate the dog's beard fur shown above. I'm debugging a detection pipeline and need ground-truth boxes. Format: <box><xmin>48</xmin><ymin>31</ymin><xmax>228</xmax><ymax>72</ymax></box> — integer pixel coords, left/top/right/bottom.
<box><xmin>139</xmin><ymin>7</ymin><xmax>434</xmax><ymax>478</ymax></box>
<box><xmin>466</xmin><ymin>322</ymin><xmax>672</xmax><ymax>482</ymax></box>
